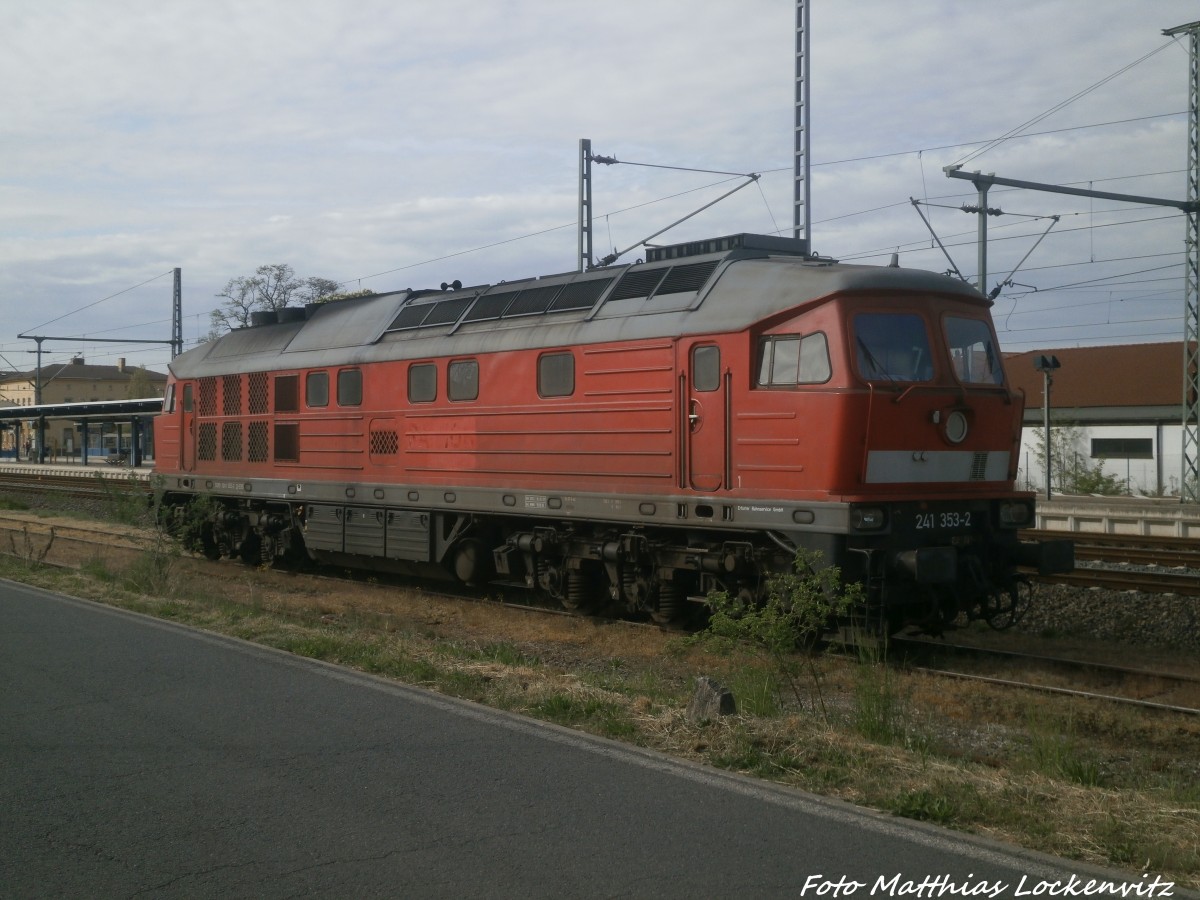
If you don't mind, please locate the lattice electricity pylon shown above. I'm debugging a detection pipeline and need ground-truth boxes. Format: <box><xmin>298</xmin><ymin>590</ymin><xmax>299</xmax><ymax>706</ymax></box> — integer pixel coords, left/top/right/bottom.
<box><xmin>1165</xmin><ymin>20</ymin><xmax>1199</xmax><ymax>503</ymax></box>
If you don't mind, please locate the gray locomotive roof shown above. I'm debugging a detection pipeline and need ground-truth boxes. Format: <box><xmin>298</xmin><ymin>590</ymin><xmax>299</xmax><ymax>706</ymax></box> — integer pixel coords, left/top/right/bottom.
<box><xmin>170</xmin><ymin>240</ymin><xmax>986</xmax><ymax>380</ymax></box>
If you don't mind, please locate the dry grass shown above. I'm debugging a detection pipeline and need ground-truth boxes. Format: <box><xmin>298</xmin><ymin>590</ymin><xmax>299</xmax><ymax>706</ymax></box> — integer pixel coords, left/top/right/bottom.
<box><xmin>1</xmin><ymin>512</ymin><xmax>1198</xmax><ymax>888</ymax></box>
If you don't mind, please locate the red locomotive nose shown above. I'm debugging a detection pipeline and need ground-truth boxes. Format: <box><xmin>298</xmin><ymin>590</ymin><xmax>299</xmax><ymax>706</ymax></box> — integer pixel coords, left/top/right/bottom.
<box><xmin>836</xmin><ymin>304</ymin><xmax>1022</xmax><ymax>499</ymax></box>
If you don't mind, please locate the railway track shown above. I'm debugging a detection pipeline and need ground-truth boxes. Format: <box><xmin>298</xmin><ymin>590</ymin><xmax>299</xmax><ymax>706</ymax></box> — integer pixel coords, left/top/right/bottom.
<box><xmin>891</xmin><ymin>636</ymin><xmax>1200</xmax><ymax>715</ymax></box>
<box><xmin>1019</xmin><ymin>528</ymin><xmax>1200</xmax><ymax>595</ymax></box>
<box><xmin>0</xmin><ymin>511</ymin><xmax>143</xmax><ymax>540</ymax></box>
<box><xmin>1023</xmin><ymin>528</ymin><xmax>1200</xmax><ymax>568</ymax></box>
<box><xmin>1033</xmin><ymin>566</ymin><xmax>1200</xmax><ymax>596</ymax></box>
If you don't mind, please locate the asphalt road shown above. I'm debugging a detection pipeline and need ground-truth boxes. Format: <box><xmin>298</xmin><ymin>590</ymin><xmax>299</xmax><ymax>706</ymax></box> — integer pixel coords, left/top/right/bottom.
<box><xmin>0</xmin><ymin>580</ymin><xmax>1175</xmax><ymax>899</ymax></box>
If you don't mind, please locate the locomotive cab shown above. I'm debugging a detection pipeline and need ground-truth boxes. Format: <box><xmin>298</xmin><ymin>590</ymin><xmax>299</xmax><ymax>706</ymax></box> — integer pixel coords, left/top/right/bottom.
<box><xmin>779</xmin><ymin>289</ymin><xmax>1071</xmax><ymax>632</ymax></box>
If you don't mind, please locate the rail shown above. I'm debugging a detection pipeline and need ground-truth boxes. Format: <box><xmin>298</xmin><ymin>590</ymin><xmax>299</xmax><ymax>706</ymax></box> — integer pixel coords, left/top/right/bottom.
<box><xmin>891</xmin><ymin>636</ymin><xmax>1200</xmax><ymax>715</ymax></box>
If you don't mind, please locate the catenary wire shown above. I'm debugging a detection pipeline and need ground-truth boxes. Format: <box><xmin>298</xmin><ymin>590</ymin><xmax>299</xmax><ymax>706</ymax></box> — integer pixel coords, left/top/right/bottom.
<box><xmin>12</xmin><ymin>98</ymin><xmax>1187</xmax><ymax>357</ymax></box>
<box><xmin>951</xmin><ymin>40</ymin><xmax>1179</xmax><ymax>168</ymax></box>
<box><xmin>25</xmin><ymin>270</ymin><xmax>175</xmax><ymax>333</ymax></box>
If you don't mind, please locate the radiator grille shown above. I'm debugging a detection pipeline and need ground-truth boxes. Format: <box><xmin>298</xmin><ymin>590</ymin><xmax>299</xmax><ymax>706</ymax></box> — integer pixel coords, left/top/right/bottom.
<box><xmin>221</xmin><ymin>374</ymin><xmax>242</xmax><ymax>416</ymax></box>
<box><xmin>970</xmin><ymin>452</ymin><xmax>989</xmax><ymax>481</ymax></box>
<box><xmin>221</xmin><ymin>422</ymin><xmax>243</xmax><ymax>462</ymax></box>
<box><xmin>248</xmin><ymin>420</ymin><xmax>269</xmax><ymax>462</ymax></box>
<box><xmin>197</xmin><ymin>423</ymin><xmax>216</xmax><ymax>460</ymax></box>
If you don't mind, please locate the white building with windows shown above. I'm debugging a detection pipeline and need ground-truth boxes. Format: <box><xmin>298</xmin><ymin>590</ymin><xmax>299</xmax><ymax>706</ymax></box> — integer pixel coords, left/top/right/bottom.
<box><xmin>1006</xmin><ymin>343</ymin><xmax>1191</xmax><ymax>497</ymax></box>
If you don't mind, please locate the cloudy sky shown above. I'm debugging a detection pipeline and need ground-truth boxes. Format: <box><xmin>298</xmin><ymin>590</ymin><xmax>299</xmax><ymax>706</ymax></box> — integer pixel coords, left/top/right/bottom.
<box><xmin>2</xmin><ymin>0</ymin><xmax>1196</xmax><ymax>376</ymax></box>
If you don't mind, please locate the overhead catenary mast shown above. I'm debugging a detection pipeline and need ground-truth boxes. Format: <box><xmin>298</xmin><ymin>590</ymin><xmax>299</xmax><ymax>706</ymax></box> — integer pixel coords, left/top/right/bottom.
<box><xmin>945</xmin><ymin>19</ymin><xmax>1200</xmax><ymax>504</ymax></box>
<box><xmin>577</xmin><ymin>5</ymin><xmax>810</xmax><ymax>269</ymax></box>
<box><xmin>794</xmin><ymin>0</ymin><xmax>811</xmax><ymax>251</ymax></box>
<box><xmin>578</xmin><ymin>139</ymin><xmax>594</xmax><ymax>274</ymax></box>
<box><xmin>575</xmin><ymin>146</ymin><xmax>760</xmax><ymax>269</ymax></box>
<box><xmin>1164</xmin><ymin>19</ymin><xmax>1199</xmax><ymax>504</ymax></box>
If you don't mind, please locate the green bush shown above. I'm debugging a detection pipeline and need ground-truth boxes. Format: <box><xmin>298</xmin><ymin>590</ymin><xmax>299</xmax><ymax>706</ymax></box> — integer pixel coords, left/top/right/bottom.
<box><xmin>692</xmin><ymin>549</ymin><xmax>863</xmax><ymax>720</ymax></box>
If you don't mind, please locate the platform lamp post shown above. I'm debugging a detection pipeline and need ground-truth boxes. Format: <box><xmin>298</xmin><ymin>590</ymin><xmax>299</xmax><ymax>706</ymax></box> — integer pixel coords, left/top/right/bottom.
<box><xmin>1035</xmin><ymin>355</ymin><xmax>1061</xmax><ymax>499</ymax></box>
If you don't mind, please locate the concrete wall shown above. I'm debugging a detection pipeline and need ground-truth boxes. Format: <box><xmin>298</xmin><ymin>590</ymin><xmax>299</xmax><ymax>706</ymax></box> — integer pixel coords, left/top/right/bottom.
<box><xmin>1035</xmin><ymin>495</ymin><xmax>1200</xmax><ymax>538</ymax></box>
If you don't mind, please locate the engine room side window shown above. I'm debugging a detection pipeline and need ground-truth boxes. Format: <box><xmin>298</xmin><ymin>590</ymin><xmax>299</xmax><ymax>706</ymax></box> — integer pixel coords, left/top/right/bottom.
<box><xmin>944</xmin><ymin>316</ymin><xmax>1004</xmax><ymax>385</ymax></box>
<box><xmin>538</xmin><ymin>352</ymin><xmax>574</xmax><ymax>398</ymax></box>
<box><xmin>275</xmin><ymin>375</ymin><xmax>299</xmax><ymax>412</ymax></box>
<box><xmin>756</xmin><ymin>333</ymin><xmax>830</xmax><ymax>386</ymax></box>
<box><xmin>853</xmin><ymin>313</ymin><xmax>933</xmax><ymax>383</ymax></box>
<box><xmin>408</xmin><ymin>363</ymin><xmax>437</xmax><ymax>403</ymax></box>
<box><xmin>448</xmin><ymin>359</ymin><xmax>479</xmax><ymax>401</ymax></box>
<box><xmin>692</xmin><ymin>345</ymin><xmax>720</xmax><ymax>392</ymax></box>
<box><xmin>306</xmin><ymin>372</ymin><xmax>329</xmax><ymax>408</ymax></box>
<box><xmin>337</xmin><ymin>368</ymin><xmax>362</xmax><ymax>407</ymax></box>
<box><xmin>182</xmin><ymin>384</ymin><xmax>193</xmax><ymax>413</ymax></box>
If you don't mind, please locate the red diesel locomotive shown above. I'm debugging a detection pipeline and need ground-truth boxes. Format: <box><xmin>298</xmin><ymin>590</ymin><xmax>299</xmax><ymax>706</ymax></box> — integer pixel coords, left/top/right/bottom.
<box><xmin>154</xmin><ymin>233</ymin><xmax>1071</xmax><ymax>633</ymax></box>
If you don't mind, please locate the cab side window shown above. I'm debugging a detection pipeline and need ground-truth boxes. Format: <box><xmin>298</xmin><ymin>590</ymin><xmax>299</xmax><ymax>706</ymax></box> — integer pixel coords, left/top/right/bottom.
<box><xmin>756</xmin><ymin>333</ymin><xmax>830</xmax><ymax>386</ymax></box>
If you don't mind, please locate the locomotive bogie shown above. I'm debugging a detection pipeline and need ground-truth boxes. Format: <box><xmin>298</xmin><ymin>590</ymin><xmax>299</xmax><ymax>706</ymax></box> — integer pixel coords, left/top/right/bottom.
<box><xmin>154</xmin><ymin>234</ymin><xmax>1072</xmax><ymax>634</ymax></box>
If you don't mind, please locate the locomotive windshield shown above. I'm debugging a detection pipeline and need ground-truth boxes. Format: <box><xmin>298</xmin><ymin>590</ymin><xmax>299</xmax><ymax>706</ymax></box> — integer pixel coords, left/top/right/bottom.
<box><xmin>945</xmin><ymin>316</ymin><xmax>1004</xmax><ymax>385</ymax></box>
<box><xmin>853</xmin><ymin>313</ymin><xmax>933</xmax><ymax>383</ymax></box>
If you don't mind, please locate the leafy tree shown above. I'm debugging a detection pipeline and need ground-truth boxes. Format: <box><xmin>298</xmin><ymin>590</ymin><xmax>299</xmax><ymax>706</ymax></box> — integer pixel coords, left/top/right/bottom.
<box><xmin>209</xmin><ymin>264</ymin><xmax>343</xmax><ymax>334</ymax></box>
<box><xmin>1071</xmin><ymin>460</ymin><xmax>1127</xmax><ymax>496</ymax></box>
<box><xmin>297</xmin><ymin>277</ymin><xmax>341</xmax><ymax>304</ymax></box>
<box><xmin>124</xmin><ymin>366</ymin><xmax>157</xmax><ymax>399</ymax></box>
<box><xmin>311</xmin><ymin>287</ymin><xmax>375</xmax><ymax>304</ymax></box>
<box><xmin>1030</xmin><ymin>422</ymin><xmax>1127</xmax><ymax>496</ymax></box>
<box><xmin>1029</xmin><ymin>421</ymin><xmax>1079</xmax><ymax>493</ymax></box>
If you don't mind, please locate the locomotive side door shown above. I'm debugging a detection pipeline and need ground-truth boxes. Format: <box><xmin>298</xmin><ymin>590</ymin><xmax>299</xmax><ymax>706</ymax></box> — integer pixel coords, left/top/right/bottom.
<box><xmin>683</xmin><ymin>341</ymin><xmax>728</xmax><ymax>492</ymax></box>
<box><xmin>181</xmin><ymin>382</ymin><xmax>195</xmax><ymax>471</ymax></box>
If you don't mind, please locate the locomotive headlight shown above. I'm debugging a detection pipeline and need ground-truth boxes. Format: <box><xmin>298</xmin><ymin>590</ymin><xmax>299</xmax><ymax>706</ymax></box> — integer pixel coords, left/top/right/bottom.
<box><xmin>851</xmin><ymin>506</ymin><xmax>887</xmax><ymax>531</ymax></box>
<box><xmin>997</xmin><ymin>500</ymin><xmax>1033</xmax><ymax>528</ymax></box>
<box><xmin>943</xmin><ymin>410</ymin><xmax>969</xmax><ymax>444</ymax></box>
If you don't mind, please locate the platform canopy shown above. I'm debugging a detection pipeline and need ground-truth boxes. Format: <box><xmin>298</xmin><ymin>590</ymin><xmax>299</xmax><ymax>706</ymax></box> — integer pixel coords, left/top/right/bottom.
<box><xmin>0</xmin><ymin>397</ymin><xmax>163</xmax><ymax>422</ymax></box>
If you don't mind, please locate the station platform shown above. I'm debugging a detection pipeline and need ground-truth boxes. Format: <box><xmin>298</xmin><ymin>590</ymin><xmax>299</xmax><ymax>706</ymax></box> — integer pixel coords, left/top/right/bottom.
<box><xmin>0</xmin><ymin>458</ymin><xmax>154</xmax><ymax>482</ymax></box>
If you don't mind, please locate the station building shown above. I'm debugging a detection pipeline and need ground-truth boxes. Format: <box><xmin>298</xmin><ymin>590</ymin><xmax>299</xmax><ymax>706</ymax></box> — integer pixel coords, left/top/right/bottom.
<box><xmin>0</xmin><ymin>358</ymin><xmax>166</xmax><ymax>461</ymax></box>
